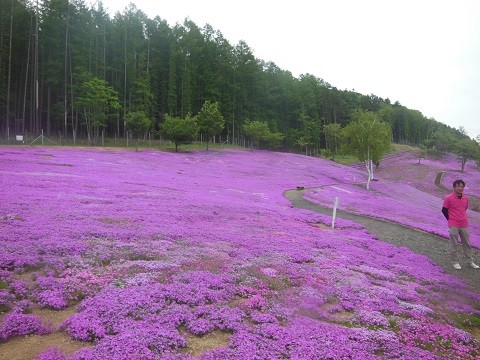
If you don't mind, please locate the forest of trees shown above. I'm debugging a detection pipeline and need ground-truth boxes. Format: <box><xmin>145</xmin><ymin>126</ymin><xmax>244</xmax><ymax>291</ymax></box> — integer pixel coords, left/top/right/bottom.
<box><xmin>0</xmin><ymin>0</ymin><xmax>474</xmax><ymax>153</ymax></box>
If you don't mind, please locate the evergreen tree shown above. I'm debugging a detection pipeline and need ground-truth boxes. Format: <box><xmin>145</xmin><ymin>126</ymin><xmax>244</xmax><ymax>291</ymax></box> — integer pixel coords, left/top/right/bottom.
<box><xmin>0</xmin><ymin>0</ymin><xmax>468</xmax><ymax>152</ymax></box>
<box><xmin>323</xmin><ymin>123</ymin><xmax>342</xmax><ymax>160</ymax></box>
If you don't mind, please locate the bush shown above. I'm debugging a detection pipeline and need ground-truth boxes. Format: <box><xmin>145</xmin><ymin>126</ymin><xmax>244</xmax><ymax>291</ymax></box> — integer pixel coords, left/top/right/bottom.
<box><xmin>0</xmin><ymin>313</ymin><xmax>51</xmax><ymax>341</ymax></box>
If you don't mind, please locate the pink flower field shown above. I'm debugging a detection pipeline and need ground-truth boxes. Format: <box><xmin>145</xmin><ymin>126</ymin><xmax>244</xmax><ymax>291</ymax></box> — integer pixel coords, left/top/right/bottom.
<box><xmin>1</xmin><ymin>147</ymin><xmax>480</xmax><ymax>359</ymax></box>
<box><xmin>304</xmin><ymin>151</ymin><xmax>480</xmax><ymax>242</ymax></box>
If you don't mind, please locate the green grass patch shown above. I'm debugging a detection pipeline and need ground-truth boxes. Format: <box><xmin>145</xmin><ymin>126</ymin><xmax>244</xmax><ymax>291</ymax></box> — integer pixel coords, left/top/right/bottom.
<box><xmin>452</xmin><ymin>313</ymin><xmax>480</xmax><ymax>330</ymax></box>
<box><xmin>390</xmin><ymin>143</ymin><xmax>418</xmax><ymax>152</ymax></box>
<box><xmin>332</xmin><ymin>154</ymin><xmax>360</xmax><ymax>165</ymax></box>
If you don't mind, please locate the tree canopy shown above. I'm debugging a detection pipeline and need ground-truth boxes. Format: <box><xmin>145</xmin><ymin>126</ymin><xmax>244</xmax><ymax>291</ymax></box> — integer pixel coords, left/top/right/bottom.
<box><xmin>0</xmin><ymin>0</ymin><xmax>475</xmax><ymax>153</ymax></box>
<box><xmin>454</xmin><ymin>138</ymin><xmax>480</xmax><ymax>172</ymax></box>
<box><xmin>160</xmin><ymin>114</ymin><xmax>199</xmax><ymax>152</ymax></box>
<box><xmin>196</xmin><ymin>101</ymin><xmax>225</xmax><ymax>149</ymax></box>
<box><xmin>75</xmin><ymin>77</ymin><xmax>121</xmax><ymax>145</ymax></box>
<box><xmin>243</xmin><ymin>120</ymin><xmax>270</xmax><ymax>149</ymax></box>
<box><xmin>342</xmin><ymin>109</ymin><xmax>392</xmax><ymax>189</ymax></box>
<box><xmin>125</xmin><ymin>111</ymin><xmax>152</xmax><ymax>151</ymax></box>
<box><xmin>342</xmin><ymin>109</ymin><xmax>392</xmax><ymax>165</ymax></box>
<box><xmin>323</xmin><ymin>123</ymin><xmax>342</xmax><ymax>160</ymax></box>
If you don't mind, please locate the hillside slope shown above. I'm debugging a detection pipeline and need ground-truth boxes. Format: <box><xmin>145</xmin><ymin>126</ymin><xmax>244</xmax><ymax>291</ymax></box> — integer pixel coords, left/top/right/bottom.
<box><xmin>1</xmin><ymin>147</ymin><xmax>480</xmax><ymax>359</ymax></box>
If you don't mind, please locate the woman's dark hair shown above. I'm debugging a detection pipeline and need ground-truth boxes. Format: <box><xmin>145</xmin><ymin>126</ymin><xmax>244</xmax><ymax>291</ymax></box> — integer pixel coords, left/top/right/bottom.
<box><xmin>453</xmin><ymin>179</ymin><xmax>465</xmax><ymax>187</ymax></box>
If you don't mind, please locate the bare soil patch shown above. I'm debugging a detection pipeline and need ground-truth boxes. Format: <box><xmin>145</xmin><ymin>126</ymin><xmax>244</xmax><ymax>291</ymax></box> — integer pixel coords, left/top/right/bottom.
<box><xmin>184</xmin><ymin>330</ymin><xmax>230</xmax><ymax>357</ymax></box>
<box><xmin>0</xmin><ymin>332</ymin><xmax>90</xmax><ymax>360</ymax></box>
<box><xmin>0</xmin><ymin>307</ymin><xmax>88</xmax><ymax>360</ymax></box>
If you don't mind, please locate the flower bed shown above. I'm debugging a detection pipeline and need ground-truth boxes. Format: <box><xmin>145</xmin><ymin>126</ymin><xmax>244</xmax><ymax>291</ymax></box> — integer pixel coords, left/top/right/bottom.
<box><xmin>1</xmin><ymin>147</ymin><xmax>479</xmax><ymax>359</ymax></box>
<box><xmin>304</xmin><ymin>151</ymin><xmax>480</xmax><ymax>243</ymax></box>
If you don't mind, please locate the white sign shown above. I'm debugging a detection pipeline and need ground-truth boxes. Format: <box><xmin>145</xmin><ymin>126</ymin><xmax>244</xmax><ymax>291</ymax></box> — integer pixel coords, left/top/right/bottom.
<box><xmin>16</xmin><ymin>135</ymin><xmax>24</xmax><ymax>142</ymax></box>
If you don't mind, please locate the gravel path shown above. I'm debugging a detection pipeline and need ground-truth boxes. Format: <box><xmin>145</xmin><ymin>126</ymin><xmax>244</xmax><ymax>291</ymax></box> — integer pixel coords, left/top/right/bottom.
<box><xmin>285</xmin><ymin>188</ymin><xmax>480</xmax><ymax>294</ymax></box>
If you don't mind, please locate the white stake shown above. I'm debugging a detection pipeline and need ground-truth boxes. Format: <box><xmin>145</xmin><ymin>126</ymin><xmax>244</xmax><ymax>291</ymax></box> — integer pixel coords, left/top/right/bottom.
<box><xmin>332</xmin><ymin>197</ymin><xmax>339</xmax><ymax>229</ymax></box>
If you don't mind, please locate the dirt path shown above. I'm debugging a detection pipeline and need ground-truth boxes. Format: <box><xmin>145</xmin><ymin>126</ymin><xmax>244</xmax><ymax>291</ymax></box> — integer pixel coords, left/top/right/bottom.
<box><xmin>285</xmin><ymin>188</ymin><xmax>480</xmax><ymax>294</ymax></box>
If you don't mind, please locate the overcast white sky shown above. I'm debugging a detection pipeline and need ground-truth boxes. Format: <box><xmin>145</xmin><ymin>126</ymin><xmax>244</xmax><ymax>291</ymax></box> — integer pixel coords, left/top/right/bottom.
<box><xmin>97</xmin><ymin>0</ymin><xmax>480</xmax><ymax>138</ymax></box>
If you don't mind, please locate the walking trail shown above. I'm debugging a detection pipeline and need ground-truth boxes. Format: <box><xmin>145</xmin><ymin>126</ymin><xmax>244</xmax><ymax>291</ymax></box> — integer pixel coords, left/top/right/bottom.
<box><xmin>285</xmin><ymin>188</ymin><xmax>480</xmax><ymax>294</ymax></box>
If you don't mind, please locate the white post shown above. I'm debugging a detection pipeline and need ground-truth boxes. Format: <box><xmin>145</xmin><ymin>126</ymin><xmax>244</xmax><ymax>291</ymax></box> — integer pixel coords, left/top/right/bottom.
<box><xmin>332</xmin><ymin>197</ymin><xmax>339</xmax><ymax>229</ymax></box>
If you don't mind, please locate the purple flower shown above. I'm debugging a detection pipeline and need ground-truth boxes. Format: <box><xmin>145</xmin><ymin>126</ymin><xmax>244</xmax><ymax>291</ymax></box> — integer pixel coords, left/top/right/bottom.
<box><xmin>2</xmin><ymin>147</ymin><xmax>480</xmax><ymax>359</ymax></box>
<box><xmin>37</xmin><ymin>348</ymin><xmax>67</xmax><ymax>360</ymax></box>
<box><xmin>0</xmin><ymin>313</ymin><xmax>51</xmax><ymax>341</ymax></box>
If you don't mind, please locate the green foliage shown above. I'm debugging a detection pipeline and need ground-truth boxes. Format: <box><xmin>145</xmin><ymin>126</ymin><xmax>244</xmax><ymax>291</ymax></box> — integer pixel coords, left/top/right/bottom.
<box><xmin>454</xmin><ymin>313</ymin><xmax>480</xmax><ymax>330</ymax></box>
<box><xmin>297</xmin><ymin>113</ymin><xmax>322</xmax><ymax>154</ymax></box>
<box><xmin>125</xmin><ymin>111</ymin><xmax>152</xmax><ymax>137</ymax></box>
<box><xmin>0</xmin><ymin>0</ymin><xmax>472</xmax><ymax>154</ymax></box>
<box><xmin>125</xmin><ymin>111</ymin><xmax>152</xmax><ymax>151</ymax></box>
<box><xmin>454</xmin><ymin>138</ymin><xmax>480</xmax><ymax>172</ymax></box>
<box><xmin>320</xmin><ymin>148</ymin><xmax>332</xmax><ymax>159</ymax></box>
<box><xmin>341</xmin><ymin>109</ymin><xmax>392</xmax><ymax>165</ymax></box>
<box><xmin>263</xmin><ymin>131</ymin><xmax>284</xmax><ymax>150</ymax></box>
<box><xmin>416</xmin><ymin>144</ymin><xmax>428</xmax><ymax>164</ymax></box>
<box><xmin>243</xmin><ymin>120</ymin><xmax>270</xmax><ymax>148</ymax></box>
<box><xmin>133</xmin><ymin>73</ymin><xmax>156</xmax><ymax>118</ymax></box>
<box><xmin>426</xmin><ymin>130</ymin><xmax>462</xmax><ymax>155</ymax></box>
<box><xmin>75</xmin><ymin>77</ymin><xmax>121</xmax><ymax>144</ymax></box>
<box><xmin>160</xmin><ymin>114</ymin><xmax>199</xmax><ymax>152</ymax></box>
<box><xmin>242</xmin><ymin>120</ymin><xmax>285</xmax><ymax>150</ymax></box>
<box><xmin>323</xmin><ymin>123</ymin><xmax>342</xmax><ymax>160</ymax></box>
<box><xmin>196</xmin><ymin>101</ymin><xmax>225</xmax><ymax>149</ymax></box>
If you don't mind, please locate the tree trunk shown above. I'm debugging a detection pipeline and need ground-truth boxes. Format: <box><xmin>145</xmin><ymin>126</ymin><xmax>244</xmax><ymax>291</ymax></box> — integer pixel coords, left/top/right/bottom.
<box><xmin>365</xmin><ymin>159</ymin><xmax>373</xmax><ymax>190</ymax></box>
<box><xmin>123</xmin><ymin>24</ymin><xmax>127</xmax><ymax>137</ymax></box>
<box><xmin>6</xmin><ymin>0</ymin><xmax>13</xmax><ymax>135</ymax></box>
<box><xmin>0</xmin><ymin>0</ymin><xmax>4</xmax><ymax>72</ymax></box>
<box><xmin>22</xmin><ymin>16</ymin><xmax>33</xmax><ymax>135</ymax></box>
<box><xmin>70</xmin><ymin>43</ymin><xmax>75</xmax><ymax>139</ymax></box>
<box><xmin>84</xmin><ymin>108</ymin><xmax>91</xmax><ymax>145</ymax></box>
<box><xmin>34</xmin><ymin>0</ymin><xmax>39</xmax><ymax>134</ymax></box>
<box><xmin>46</xmin><ymin>85</ymin><xmax>51</xmax><ymax>135</ymax></box>
<box><xmin>64</xmin><ymin>7</ymin><xmax>69</xmax><ymax>138</ymax></box>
